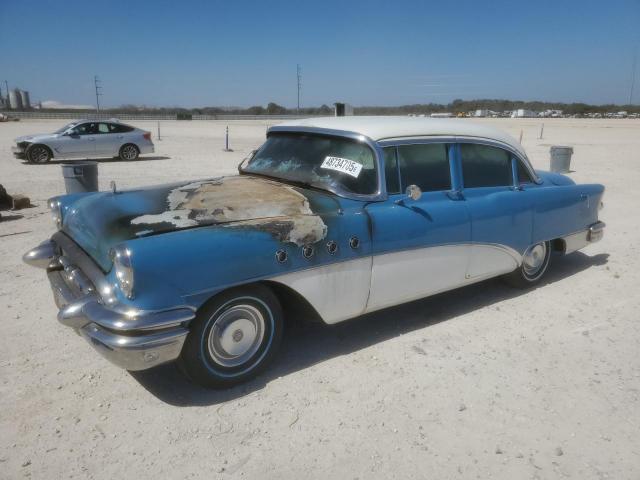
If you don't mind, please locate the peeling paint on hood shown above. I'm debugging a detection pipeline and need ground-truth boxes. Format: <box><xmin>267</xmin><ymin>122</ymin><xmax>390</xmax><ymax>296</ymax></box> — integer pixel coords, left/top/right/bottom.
<box><xmin>130</xmin><ymin>176</ymin><xmax>328</xmax><ymax>245</ymax></box>
<box><xmin>62</xmin><ymin>175</ymin><xmax>337</xmax><ymax>270</ymax></box>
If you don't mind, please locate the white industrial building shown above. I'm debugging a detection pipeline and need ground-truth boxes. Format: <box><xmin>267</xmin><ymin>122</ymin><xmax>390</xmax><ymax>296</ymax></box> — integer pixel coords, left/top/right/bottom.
<box><xmin>511</xmin><ymin>109</ymin><xmax>538</xmax><ymax>118</ymax></box>
<box><xmin>4</xmin><ymin>87</ymin><xmax>31</xmax><ymax>110</ymax></box>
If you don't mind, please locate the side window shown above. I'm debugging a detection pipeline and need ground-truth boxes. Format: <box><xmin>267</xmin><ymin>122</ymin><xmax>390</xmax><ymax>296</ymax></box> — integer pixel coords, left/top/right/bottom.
<box><xmin>460</xmin><ymin>143</ymin><xmax>512</xmax><ymax>188</ymax></box>
<box><xmin>72</xmin><ymin>122</ymin><xmax>98</xmax><ymax>135</ymax></box>
<box><xmin>98</xmin><ymin>123</ymin><xmax>111</xmax><ymax>134</ymax></box>
<box><xmin>110</xmin><ymin>123</ymin><xmax>134</xmax><ymax>133</ymax></box>
<box><xmin>517</xmin><ymin>160</ymin><xmax>534</xmax><ymax>184</ymax></box>
<box><xmin>397</xmin><ymin>143</ymin><xmax>450</xmax><ymax>192</ymax></box>
<box><xmin>383</xmin><ymin>147</ymin><xmax>400</xmax><ymax>194</ymax></box>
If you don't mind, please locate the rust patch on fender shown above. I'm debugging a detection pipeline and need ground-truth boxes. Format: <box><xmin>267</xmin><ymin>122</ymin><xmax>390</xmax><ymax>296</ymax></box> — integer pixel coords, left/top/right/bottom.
<box><xmin>131</xmin><ymin>176</ymin><xmax>328</xmax><ymax>245</ymax></box>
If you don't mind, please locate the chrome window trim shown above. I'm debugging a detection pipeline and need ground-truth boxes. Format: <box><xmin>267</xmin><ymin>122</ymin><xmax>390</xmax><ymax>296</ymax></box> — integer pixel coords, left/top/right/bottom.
<box><xmin>378</xmin><ymin>135</ymin><xmax>541</xmax><ymax>185</ymax></box>
<box><xmin>265</xmin><ymin>126</ymin><xmax>388</xmax><ymax>202</ymax></box>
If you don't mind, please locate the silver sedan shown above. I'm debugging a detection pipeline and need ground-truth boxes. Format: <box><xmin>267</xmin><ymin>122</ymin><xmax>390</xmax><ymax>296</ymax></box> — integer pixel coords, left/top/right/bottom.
<box><xmin>12</xmin><ymin>119</ymin><xmax>155</xmax><ymax>163</ymax></box>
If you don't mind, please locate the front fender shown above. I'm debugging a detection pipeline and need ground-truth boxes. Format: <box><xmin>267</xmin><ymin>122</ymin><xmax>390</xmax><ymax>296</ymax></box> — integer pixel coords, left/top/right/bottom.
<box><xmin>116</xmin><ymin>208</ymin><xmax>372</xmax><ymax>313</ymax></box>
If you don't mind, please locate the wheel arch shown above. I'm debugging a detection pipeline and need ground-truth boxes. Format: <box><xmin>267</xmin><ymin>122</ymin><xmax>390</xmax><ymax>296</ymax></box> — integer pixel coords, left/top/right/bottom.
<box><xmin>119</xmin><ymin>143</ymin><xmax>140</xmax><ymax>157</ymax></box>
<box><xmin>190</xmin><ymin>280</ymin><xmax>324</xmax><ymax>328</ymax></box>
<box><xmin>259</xmin><ymin>280</ymin><xmax>324</xmax><ymax>325</ymax></box>
<box><xmin>26</xmin><ymin>143</ymin><xmax>54</xmax><ymax>158</ymax></box>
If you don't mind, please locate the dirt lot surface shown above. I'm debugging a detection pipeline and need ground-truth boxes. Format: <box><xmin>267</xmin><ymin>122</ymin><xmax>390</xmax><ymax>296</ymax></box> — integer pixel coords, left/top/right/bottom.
<box><xmin>1</xmin><ymin>118</ymin><xmax>638</xmax><ymax>479</ymax></box>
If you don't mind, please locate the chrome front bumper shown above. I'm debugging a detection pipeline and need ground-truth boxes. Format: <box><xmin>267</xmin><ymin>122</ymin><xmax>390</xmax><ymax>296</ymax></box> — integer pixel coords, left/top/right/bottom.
<box><xmin>25</xmin><ymin>237</ymin><xmax>194</xmax><ymax>371</ymax></box>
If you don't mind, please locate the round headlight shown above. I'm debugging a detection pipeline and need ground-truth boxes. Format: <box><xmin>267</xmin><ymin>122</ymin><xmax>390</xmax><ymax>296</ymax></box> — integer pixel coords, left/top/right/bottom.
<box><xmin>48</xmin><ymin>198</ymin><xmax>62</xmax><ymax>229</ymax></box>
<box><xmin>111</xmin><ymin>246</ymin><xmax>134</xmax><ymax>299</ymax></box>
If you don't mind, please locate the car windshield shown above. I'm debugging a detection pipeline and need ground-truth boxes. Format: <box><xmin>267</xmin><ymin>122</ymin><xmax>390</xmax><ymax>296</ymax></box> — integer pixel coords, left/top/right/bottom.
<box><xmin>54</xmin><ymin>122</ymin><xmax>77</xmax><ymax>134</ymax></box>
<box><xmin>242</xmin><ymin>133</ymin><xmax>378</xmax><ymax>195</ymax></box>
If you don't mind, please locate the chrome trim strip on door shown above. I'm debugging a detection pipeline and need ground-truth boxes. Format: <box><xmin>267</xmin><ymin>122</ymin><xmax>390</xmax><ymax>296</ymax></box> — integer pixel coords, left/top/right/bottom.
<box><xmin>378</xmin><ymin>135</ymin><xmax>541</xmax><ymax>185</ymax></box>
<box><xmin>267</xmin><ymin>242</ymin><xmax>523</xmax><ymax>324</ymax></box>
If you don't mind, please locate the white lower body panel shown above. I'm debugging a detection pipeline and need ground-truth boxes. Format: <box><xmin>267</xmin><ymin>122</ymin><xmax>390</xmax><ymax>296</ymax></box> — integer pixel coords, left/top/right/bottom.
<box><xmin>268</xmin><ymin>243</ymin><xmax>524</xmax><ymax>325</ymax></box>
<box><xmin>366</xmin><ymin>245</ymin><xmax>469</xmax><ymax>312</ymax></box>
<box><xmin>269</xmin><ymin>257</ymin><xmax>372</xmax><ymax>324</ymax></box>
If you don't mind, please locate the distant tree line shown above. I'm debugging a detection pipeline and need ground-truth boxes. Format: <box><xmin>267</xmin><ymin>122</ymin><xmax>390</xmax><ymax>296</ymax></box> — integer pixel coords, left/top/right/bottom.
<box><xmin>33</xmin><ymin>99</ymin><xmax>640</xmax><ymax>115</ymax></box>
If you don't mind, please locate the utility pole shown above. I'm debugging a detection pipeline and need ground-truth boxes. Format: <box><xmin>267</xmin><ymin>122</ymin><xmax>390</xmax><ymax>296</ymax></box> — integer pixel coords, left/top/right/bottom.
<box><xmin>296</xmin><ymin>64</ymin><xmax>302</xmax><ymax>114</ymax></box>
<box><xmin>94</xmin><ymin>75</ymin><xmax>102</xmax><ymax>113</ymax></box>
<box><xmin>630</xmin><ymin>46</ymin><xmax>638</xmax><ymax>105</ymax></box>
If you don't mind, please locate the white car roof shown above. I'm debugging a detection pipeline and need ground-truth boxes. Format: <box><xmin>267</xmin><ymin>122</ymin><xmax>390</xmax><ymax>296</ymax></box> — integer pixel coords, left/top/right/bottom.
<box><xmin>275</xmin><ymin>116</ymin><xmax>527</xmax><ymax>158</ymax></box>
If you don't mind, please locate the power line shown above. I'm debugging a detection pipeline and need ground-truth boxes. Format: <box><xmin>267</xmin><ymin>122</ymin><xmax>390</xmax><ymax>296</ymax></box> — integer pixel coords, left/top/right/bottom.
<box><xmin>296</xmin><ymin>64</ymin><xmax>302</xmax><ymax>114</ymax></box>
<box><xmin>94</xmin><ymin>75</ymin><xmax>103</xmax><ymax>113</ymax></box>
<box><xmin>630</xmin><ymin>47</ymin><xmax>638</xmax><ymax>105</ymax></box>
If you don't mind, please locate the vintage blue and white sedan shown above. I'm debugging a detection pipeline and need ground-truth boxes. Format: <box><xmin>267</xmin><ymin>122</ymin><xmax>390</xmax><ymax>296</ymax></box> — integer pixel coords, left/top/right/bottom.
<box><xmin>24</xmin><ymin>117</ymin><xmax>605</xmax><ymax>388</ymax></box>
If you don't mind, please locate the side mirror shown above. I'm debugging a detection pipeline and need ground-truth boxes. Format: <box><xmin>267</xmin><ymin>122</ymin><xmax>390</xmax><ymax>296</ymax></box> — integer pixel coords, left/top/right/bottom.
<box><xmin>405</xmin><ymin>184</ymin><xmax>422</xmax><ymax>201</ymax></box>
<box><xmin>65</xmin><ymin>131</ymin><xmax>79</xmax><ymax>138</ymax></box>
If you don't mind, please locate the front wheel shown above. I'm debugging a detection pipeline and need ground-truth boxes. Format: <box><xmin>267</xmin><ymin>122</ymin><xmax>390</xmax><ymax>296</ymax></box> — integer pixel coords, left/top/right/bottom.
<box><xmin>179</xmin><ymin>284</ymin><xmax>283</xmax><ymax>388</ymax></box>
<box><xmin>503</xmin><ymin>241</ymin><xmax>551</xmax><ymax>288</ymax></box>
<box><xmin>27</xmin><ymin>145</ymin><xmax>51</xmax><ymax>163</ymax></box>
<box><xmin>119</xmin><ymin>144</ymin><xmax>139</xmax><ymax>161</ymax></box>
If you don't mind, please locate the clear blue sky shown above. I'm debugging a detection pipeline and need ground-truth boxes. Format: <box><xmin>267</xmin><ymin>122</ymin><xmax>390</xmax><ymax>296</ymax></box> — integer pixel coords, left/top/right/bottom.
<box><xmin>2</xmin><ymin>0</ymin><xmax>639</xmax><ymax>108</ymax></box>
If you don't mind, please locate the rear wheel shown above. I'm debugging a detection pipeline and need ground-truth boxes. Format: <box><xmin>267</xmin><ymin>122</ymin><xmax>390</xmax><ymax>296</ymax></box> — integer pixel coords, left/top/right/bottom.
<box><xmin>27</xmin><ymin>145</ymin><xmax>51</xmax><ymax>163</ymax></box>
<box><xmin>119</xmin><ymin>144</ymin><xmax>139</xmax><ymax>161</ymax></box>
<box><xmin>503</xmin><ymin>241</ymin><xmax>551</xmax><ymax>288</ymax></box>
<box><xmin>179</xmin><ymin>284</ymin><xmax>283</xmax><ymax>388</ymax></box>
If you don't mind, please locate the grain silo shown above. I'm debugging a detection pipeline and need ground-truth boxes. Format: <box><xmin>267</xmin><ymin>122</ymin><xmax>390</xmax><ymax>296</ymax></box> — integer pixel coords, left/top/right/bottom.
<box><xmin>19</xmin><ymin>90</ymin><xmax>31</xmax><ymax>109</ymax></box>
<box><xmin>9</xmin><ymin>89</ymin><xmax>23</xmax><ymax>110</ymax></box>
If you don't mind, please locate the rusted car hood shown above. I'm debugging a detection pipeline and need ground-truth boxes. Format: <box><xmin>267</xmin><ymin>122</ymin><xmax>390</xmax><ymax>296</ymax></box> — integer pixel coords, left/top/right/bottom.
<box><xmin>62</xmin><ymin>175</ymin><xmax>338</xmax><ymax>271</ymax></box>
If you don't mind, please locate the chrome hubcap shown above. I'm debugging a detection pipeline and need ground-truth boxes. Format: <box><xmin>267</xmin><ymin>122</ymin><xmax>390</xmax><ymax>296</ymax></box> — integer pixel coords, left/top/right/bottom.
<box><xmin>207</xmin><ymin>304</ymin><xmax>265</xmax><ymax>368</ymax></box>
<box><xmin>122</xmin><ymin>146</ymin><xmax>137</xmax><ymax>160</ymax></box>
<box><xmin>523</xmin><ymin>242</ymin><xmax>547</xmax><ymax>276</ymax></box>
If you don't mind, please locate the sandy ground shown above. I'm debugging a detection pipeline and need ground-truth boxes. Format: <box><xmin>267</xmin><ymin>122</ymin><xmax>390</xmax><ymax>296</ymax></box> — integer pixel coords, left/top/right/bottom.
<box><xmin>0</xmin><ymin>118</ymin><xmax>638</xmax><ymax>479</ymax></box>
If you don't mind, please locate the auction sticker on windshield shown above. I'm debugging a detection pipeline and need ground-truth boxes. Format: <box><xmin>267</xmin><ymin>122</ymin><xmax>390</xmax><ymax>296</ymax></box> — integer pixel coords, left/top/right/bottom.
<box><xmin>320</xmin><ymin>156</ymin><xmax>363</xmax><ymax>178</ymax></box>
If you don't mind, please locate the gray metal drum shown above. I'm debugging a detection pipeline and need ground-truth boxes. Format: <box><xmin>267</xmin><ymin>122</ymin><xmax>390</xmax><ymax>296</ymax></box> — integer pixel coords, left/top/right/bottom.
<box><xmin>550</xmin><ymin>146</ymin><xmax>573</xmax><ymax>173</ymax></box>
<box><xmin>61</xmin><ymin>162</ymin><xmax>99</xmax><ymax>194</ymax></box>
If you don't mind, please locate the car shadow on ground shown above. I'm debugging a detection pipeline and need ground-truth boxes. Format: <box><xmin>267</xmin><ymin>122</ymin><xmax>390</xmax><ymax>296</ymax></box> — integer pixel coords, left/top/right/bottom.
<box><xmin>0</xmin><ymin>213</ymin><xmax>24</xmax><ymax>222</ymax></box>
<box><xmin>20</xmin><ymin>156</ymin><xmax>171</xmax><ymax>165</ymax></box>
<box><xmin>130</xmin><ymin>251</ymin><xmax>609</xmax><ymax>406</ymax></box>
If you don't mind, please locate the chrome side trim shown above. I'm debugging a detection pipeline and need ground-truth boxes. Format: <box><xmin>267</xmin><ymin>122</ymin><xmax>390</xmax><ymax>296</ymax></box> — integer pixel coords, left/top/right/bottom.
<box><xmin>268</xmin><ymin>242</ymin><xmax>522</xmax><ymax>324</ymax></box>
<box><xmin>377</xmin><ymin>135</ymin><xmax>541</xmax><ymax>185</ymax></box>
<box><xmin>265</xmin><ymin>126</ymin><xmax>388</xmax><ymax>202</ymax></box>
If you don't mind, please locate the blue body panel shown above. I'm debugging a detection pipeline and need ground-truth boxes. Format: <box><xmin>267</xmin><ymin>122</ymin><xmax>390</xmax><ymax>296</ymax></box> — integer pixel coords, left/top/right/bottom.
<box><xmin>365</xmin><ymin>191</ymin><xmax>470</xmax><ymax>255</ymax></box>
<box><xmin>53</xmin><ymin>143</ymin><xmax>604</xmax><ymax>315</ymax></box>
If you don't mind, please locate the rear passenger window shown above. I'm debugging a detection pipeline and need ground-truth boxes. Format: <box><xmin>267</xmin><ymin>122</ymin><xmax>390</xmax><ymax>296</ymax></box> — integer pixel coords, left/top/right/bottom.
<box><xmin>461</xmin><ymin>144</ymin><xmax>512</xmax><ymax>188</ymax></box>
<box><xmin>397</xmin><ymin>144</ymin><xmax>450</xmax><ymax>192</ymax></box>
<box><xmin>109</xmin><ymin>123</ymin><xmax>134</xmax><ymax>133</ymax></box>
<box><xmin>98</xmin><ymin>123</ymin><xmax>110</xmax><ymax>133</ymax></box>
<box><xmin>383</xmin><ymin>147</ymin><xmax>400</xmax><ymax>194</ymax></box>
